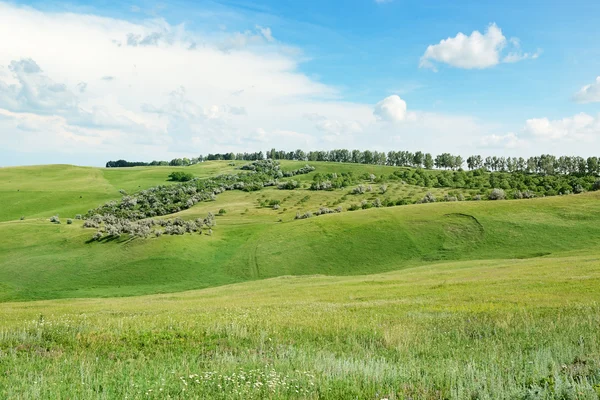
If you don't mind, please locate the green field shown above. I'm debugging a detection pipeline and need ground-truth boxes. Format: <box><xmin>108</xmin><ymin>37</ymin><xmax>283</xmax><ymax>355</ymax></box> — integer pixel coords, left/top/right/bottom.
<box><xmin>1</xmin><ymin>161</ymin><xmax>600</xmax><ymax>398</ymax></box>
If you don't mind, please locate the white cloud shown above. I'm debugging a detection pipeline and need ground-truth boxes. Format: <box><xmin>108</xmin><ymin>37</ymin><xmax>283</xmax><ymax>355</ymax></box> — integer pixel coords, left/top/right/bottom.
<box><xmin>420</xmin><ymin>23</ymin><xmax>538</xmax><ymax>69</ymax></box>
<box><xmin>524</xmin><ymin>113</ymin><xmax>600</xmax><ymax>141</ymax></box>
<box><xmin>480</xmin><ymin>132</ymin><xmax>528</xmax><ymax>149</ymax></box>
<box><xmin>373</xmin><ymin>95</ymin><xmax>409</xmax><ymax>122</ymax></box>
<box><xmin>0</xmin><ymin>2</ymin><xmax>580</xmax><ymax>165</ymax></box>
<box><xmin>573</xmin><ymin>77</ymin><xmax>600</xmax><ymax>104</ymax></box>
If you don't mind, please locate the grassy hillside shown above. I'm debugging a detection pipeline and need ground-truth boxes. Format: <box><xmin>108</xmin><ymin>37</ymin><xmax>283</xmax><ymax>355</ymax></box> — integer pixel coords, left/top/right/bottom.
<box><xmin>1</xmin><ymin>162</ymin><xmax>600</xmax><ymax>301</ymax></box>
<box><xmin>1</xmin><ymin>254</ymin><xmax>599</xmax><ymax>398</ymax></box>
<box><xmin>2</xmin><ymin>162</ymin><xmax>600</xmax><ymax>398</ymax></box>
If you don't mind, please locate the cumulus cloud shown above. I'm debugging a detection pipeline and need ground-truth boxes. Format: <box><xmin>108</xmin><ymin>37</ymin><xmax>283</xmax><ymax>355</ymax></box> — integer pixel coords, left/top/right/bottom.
<box><xmin>480</xmin><ymin>132</ymin><xmax>528</xmax><ymax>149</ymax></box>
<box><xmin>524</xmin><ymin>113</ymin><xmax>600</xmax><ymax>141</ymax></box>
<box><xmin>0</xmin><ymin>2</ymin><xmax>576</xmax><ymax>165</ymax></box>
<box><xmin>573</xmin><ymin>77</ymin><xmax>600</xmax><ymax>103</ymax></box>
<box><xmin>0</xmin><ymin>58</ymin><xmax>77</xmax><ymax>114</ymax></box>
<box><xmin>373</xmin><ymin>95</ymin><xmax>408</xmax><ymax>122</ymax></box>
<box><xmin>420</xmin><ymin>24</ymin><xmax>538</xmax><ymax>69</ymax></box>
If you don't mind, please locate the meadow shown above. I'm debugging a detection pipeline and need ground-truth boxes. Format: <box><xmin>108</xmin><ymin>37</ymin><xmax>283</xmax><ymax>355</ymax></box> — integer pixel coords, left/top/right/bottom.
<box><xmin>0</xmin><ymin>161</ymin><xmax>599</xmax><ymax>398</ymax></box>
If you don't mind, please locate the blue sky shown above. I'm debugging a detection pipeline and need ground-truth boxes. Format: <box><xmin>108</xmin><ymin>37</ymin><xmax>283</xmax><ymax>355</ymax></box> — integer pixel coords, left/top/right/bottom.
<box><xmin>1</xmin><ymin>0</ymin><xmax>599</xmax><ymax>166</ymax></box>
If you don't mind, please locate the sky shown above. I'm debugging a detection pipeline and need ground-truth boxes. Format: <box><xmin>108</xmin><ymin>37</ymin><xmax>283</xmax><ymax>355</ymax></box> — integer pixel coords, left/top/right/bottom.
<box><xmin>1</xmin><ymin>0</ymin><xmax>600</xmax><ymax>166</ymax></box>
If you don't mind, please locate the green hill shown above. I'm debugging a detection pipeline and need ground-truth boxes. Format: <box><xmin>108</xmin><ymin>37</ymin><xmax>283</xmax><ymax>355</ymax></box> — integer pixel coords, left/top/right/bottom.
<box><xmin>1</xmin><ymin>161</ymin><xmax>599</xmax><ymax>301</ymax></box>
<box><xmin>1</xmin><ymin>161</ymin><xmax>600</xmax><ymax>398</ymax></box>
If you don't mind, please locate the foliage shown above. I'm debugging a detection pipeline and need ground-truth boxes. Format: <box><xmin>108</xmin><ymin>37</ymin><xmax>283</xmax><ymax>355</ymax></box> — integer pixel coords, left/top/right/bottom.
<box><xmin>489</xmin><ymin>188</ymin><xmax>506</xmax><ymax>200</ymax></box>
<box><xmin>418</xmin><ymin>192</ymin><xmax>436</xmax><ymax>204</ymax></box>
<box><xmin>168</xmin><ymin>171</ymin><xmax>194</xmax><ymax>182</ymax></box>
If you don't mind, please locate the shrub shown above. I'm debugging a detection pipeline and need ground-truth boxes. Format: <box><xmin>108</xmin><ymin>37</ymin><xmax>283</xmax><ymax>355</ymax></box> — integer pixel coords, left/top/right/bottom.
<box><xmin>522</xmin><ymin>190</ymin><xmax>536</xmax><ymax>199</ymax></box>
<box><xmin>348</xmin><ymin>204</ymin><xmax>360</xmax><ymax>211</ymax></box>
<box><xmin>20</xmin><ymin>216</ymin><xmax>25</xmax><ymax>221</ymax></box>
<box><xmin>277</xmin><ymin>180</ymin><xmax>300</xmax><ymax>190</ymax></box>
<box><xmin>83</xmin><ymin>220</ymin><xmax>99</xmax><ymax>229</ymax></box>
<box><xmin>473</xmin><ymin>194</ymin><xmax>482</xmax><ymax>201</ymax></box>
<box><xmin>419</xmin><ymin>192</ymin><xmax>436</xmax><ymax>204</ymax></box>
<box><xmin>352</xmin><ymin>185</ymin><xmax>366</xmax><ymax>195</ymax></box>
<box><xmin>372</xmin><ymin>198</ymin><xmax>382</xmax><ymax>208</ymax></box>
<box><xmin>295</xmin><ymin>211</ymin><xmax>313</xmax><ymax>220</ymax></box>
<box><xmin>92</xmin><ymin>231</ymin><xmax>103</xmax><ymax>241</ymax></box>
<box><xmin>444</xmin><ymin>195</ymin><xmax>458</xmax><ymax>202</ymax></box>
<box><xmin>273</xmin><ymin>204</ymin><xmax>280</xmax><ymax>210</ymax></box>
<box><xmin>168</xmin><ymin>171</ymin><xmax>194</xmax><ymax>182</ymax></box>
<box><xmin>489</xmin><ymin>188</ymin><xmax>506</xmax><ymax>200</ymax></box>
<box><xmin>218</xmin><ymin>208</ymin><xmax>227</xmax><ymax>215</ymax></box>
<box><xmin>67</xmin><ymin>218</ymin><xmax>73</xmax><ymax>225</ymax></box>
<box><xmin>75</xmin><ymin>214</ymin><xmax>82</xmax><ymax>220</ymax></box>
<box><xmin>50</xmin><ymin>215</ymin><xmax>60</xmax><ymax>223</ymax></box>
<box><xmin>379</xmin><ymin>184</ymin><xmax>388</xmax><ymax>194</ymax></box>
<box><xmin>573</xmin><ymin>184</ymin><xmax>585</xmax><ymax>194</ymax></box>
<box><xmin>593</xmin><ymin>180</ymin><xmax>600</xmax><ymax>191</ymax></box>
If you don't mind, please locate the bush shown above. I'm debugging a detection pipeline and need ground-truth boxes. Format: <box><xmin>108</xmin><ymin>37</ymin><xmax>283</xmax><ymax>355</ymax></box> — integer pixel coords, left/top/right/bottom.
<box><xmin>473</xmin><ymin>194</ymin><xmax>483</xmax><ymax>201</ymax></box>
<box><xmin>83</xmin><ymin>220</ymin><xmax>99</xmax><ymax>229</ymax></box>
<box><xmin>489</xmin><ymin>188</ymin><xmax>506</xmax><ymax>200</ymax></box>
<box><xmin>273</xmin><ymin>204</ymin><xmax>280</xmax><ymax>210</ymax></box>
<box><xmin>67</xmin><ymin>218</ymin><xmax>73</xmax><ymax>225</ymax></box>
<box><xmin>573</xmin><ymin>184</ymin><xmax>585</xmax><ymax>194</ymax></box>
<box><xmin>168</xmin><ymin>171</ymin><xmax>194</xmax><ymax>182</ymax></box>
<box><xmin>75</xmin><ymin>214</ymin><xmax>82</xmax><ymax>220</ymax></box>
<box><xmin>379</xmin><ymin>184</ymin><xmax>388</xmax><ymax>194</ymax></box>
<box><xmin>277</xmin><ymin>180</ymin><xmax>300</xmax><ymax>190</ymax></box>
<box><xmin>352</xmin><ymin>185</ymin><xmax>366</xmax><ymax>195</ymax></box>
<box><xmin>218</xmin><ymin>208</ymin><xmax>226</xmax><ymax>215</ymax></box>
<box><xmin>593</xmin><ymin>180</ymin><xmax>600</xmax><ymax>191</ymax></box>
<box><xmin>50</xmin><ymin>215</ymin><xmax>60</xmax><ymax>224</ymax></box>
<box><xmin>20</xmin><ymin>216</ymin><xmax>25</xmax><ymax>221</ymax></box>
<box><xmin>348</xmin><ymin>204</ymin><xmax>360</xmax><ymax>211</ymax></box>
<box><xmin>372</xmin><ymin>198</ymin><xmax>382</xmax><ymax>208</ymax></box>
<box><xmin>295</xmin><ymin>211</ymin><xmax>313</xmax><ymax>219</ymax></box>
<box><xmin>419</xmin><ymin>192</ymin><xmax>436</xmax><ymax>204</ymax></box>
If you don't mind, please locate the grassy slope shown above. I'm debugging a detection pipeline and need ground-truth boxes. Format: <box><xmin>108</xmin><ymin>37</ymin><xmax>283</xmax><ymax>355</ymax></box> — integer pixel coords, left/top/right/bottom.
<box><xmin>1</xmin><ymin>162</ymin><xmax>600</xmax><ymax>301</ymax></box>
<box><xmin>0</xmin><ymin>254</ymin><xmax>599</xmax><ymax>398</ymax></box>
<box><xmin>1</xmin><ymin>162</ymin><xmax>600</xmax><ymax>398</ymax></box>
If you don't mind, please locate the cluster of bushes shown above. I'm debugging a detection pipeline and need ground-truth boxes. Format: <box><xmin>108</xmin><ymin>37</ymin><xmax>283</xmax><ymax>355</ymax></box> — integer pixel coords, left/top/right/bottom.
<box><xmin>295</xmin><ymin>206</ymin><xmax>343</xmax><ymax>220</ymax></box>
<box><xmin>86</xmin><ymin>160</ymin><xmax>314</xmax><ymax>222</ymax></box>
<box><xmin>390</xmin><ymin>169</ymin><xmax>599</xmax><ymax>197</ymax></box>
<box><xmin>277</xmin><ymin>180</ymin><xmax>300</xmax><ymax>190</ymax></box>
<box><xmin>310</xmin><ymin>172</ymin><xmax>357</xmax><ymax>191</ymax></box>
<box><xmin>82</xmin><ymin>160</ymin><xmax>316</xmax><ymax>241</ymax></box>
<box><xmin>352</xmin><ymin>184</ymin><xmax>372</xmax><ymax>194</ymax></box>
<box><xmin>85</xmin><ymin>213</ymin><xmax>216</xmax><ymax>240</ymax></box>
<box><xmin>168</xmin><ymin>171</ymin><xmax>194</xmax><ymax>182</ymax></box>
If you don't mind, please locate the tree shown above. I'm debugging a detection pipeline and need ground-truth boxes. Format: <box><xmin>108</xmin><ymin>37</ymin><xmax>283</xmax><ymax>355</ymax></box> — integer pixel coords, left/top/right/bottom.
<box><xmin>424</xmin><ymin>153</ymin><xmax>434</xmax><ymax>169</ymax></box>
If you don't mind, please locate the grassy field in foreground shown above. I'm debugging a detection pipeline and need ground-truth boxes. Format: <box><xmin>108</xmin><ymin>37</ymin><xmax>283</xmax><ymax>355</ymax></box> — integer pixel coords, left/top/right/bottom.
<box><xmin>1</xmin><ymin>254</ymin><xmax>599</xmax><ymax>399</ymax></box>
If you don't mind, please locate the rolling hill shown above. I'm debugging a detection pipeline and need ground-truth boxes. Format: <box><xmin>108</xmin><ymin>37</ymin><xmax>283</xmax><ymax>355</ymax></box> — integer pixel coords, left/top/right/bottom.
<box><xmin>1</xmin><ymin>161</ymin><xmax>600</xmax><ymax>398</ymax></box>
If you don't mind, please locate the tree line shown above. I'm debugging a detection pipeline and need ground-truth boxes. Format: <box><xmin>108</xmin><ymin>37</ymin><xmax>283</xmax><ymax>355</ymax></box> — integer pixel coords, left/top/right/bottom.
<box><xmin>106</xmin><ymin>149</ymin><xmax>600</xmax><ymax>176</ymax></box>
